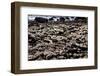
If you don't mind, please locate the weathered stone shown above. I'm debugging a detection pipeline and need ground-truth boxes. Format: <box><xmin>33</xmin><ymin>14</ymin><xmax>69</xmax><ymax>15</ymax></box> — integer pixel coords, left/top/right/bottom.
<box><xmin>28</xmin><ymin>16</ymin><xmax>88</xmax><ymax>61</ymax></box>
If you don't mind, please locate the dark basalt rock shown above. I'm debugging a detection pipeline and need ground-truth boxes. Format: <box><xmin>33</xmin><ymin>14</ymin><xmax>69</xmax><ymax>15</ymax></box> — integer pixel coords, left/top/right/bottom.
<box><xmin>28</xmin><ymin>18</ymin><xmax>88</xmax><ymax>61</ymax></box>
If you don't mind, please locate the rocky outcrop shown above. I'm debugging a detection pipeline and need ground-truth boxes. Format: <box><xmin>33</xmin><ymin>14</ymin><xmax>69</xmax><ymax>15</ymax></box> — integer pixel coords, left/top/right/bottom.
<box><xmin>28</xmin><ymin>18</ymin><xmax>88</xmax><ymax>61</ymax></box>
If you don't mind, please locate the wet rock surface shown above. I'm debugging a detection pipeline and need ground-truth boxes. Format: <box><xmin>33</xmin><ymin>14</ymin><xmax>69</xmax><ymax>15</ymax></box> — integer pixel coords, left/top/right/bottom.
<box><xmin>28</xmin><ymin>17</ymin><xmax>88</xmax><ymax>61</ymax></box>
